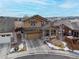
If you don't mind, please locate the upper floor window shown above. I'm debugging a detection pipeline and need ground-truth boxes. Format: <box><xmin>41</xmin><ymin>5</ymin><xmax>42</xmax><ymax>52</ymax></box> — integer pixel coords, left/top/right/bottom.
<box><xmin>41</xmin><ymin>22</ymin><xmax>44</xmax><ymax>26</ymax></box>
<box><xmin>31</xmin><ymin>21</ymin><xmax>35</xmax><ymax>26</ymax></box>
<box><xmin>51</xmin><ymin>30</ymin><xmax>56</xmax><ymax>35</ymax></box>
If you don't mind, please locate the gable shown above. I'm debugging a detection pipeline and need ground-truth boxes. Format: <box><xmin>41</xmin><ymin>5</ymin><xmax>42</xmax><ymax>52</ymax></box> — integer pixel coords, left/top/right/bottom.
<box><xmin>24</xmin><ymin>15</ymin><xmax>48</xmax><ymax>22</ymax></box>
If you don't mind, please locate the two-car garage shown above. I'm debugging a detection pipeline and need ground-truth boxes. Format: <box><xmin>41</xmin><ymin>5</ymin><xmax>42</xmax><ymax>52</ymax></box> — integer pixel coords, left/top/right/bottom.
<box><xmin>26</xmin><ymin>31</ymin><xmax>42</xmax><ymax>40</ymax></box>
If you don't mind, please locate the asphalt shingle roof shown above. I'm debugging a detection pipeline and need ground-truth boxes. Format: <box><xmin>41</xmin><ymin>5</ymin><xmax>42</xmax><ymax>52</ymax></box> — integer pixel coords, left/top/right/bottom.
<box><xmin>53</xmin><ymin>20</ymin><xmax>79</xmax><ymax>30</ymax></box>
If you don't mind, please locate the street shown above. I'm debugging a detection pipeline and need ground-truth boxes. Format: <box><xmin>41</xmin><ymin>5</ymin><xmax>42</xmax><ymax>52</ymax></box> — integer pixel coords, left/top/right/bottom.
<box><xmin>15</xmin><ymin>54</ymin><xmax>74</xmax><ymax>59</ymax></box>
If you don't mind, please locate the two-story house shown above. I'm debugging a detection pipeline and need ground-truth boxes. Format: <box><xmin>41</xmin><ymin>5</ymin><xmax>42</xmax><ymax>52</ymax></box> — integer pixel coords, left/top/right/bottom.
<box><xmin>23</xmin><ymin>15</ymin><xmax>49</xmax><ymax>40</ymax></box>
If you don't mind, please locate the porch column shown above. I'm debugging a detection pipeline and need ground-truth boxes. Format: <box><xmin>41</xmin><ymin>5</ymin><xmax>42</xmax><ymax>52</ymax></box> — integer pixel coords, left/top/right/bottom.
<box><xmin>49</xmin><ymin>22</ymin><xmax>52</xmax><ymax>39</ymax></box>
<box><xmin>25</xmin><ymin>33</ymin><xmax>28</xmax><ymax>40</ymax></box>
<box><xmin>59</xmin><ymin>24</ymin><xmax>63</xmax><ymax>40</ymax></box>
<box><xmin>13</xmin><ymin>32</ymin><xmax>17</xmax><ymax>43</ymax></box>
<box><xmin>21</xmin><ymin>33</ymin><xmax>26</xmax><ymax>43</ymax></box>
<box><xmin>49</xmin><ymin>27</ymin><xmax>51</xmax><ymax>38</ymax></box>
<box><xmin>56</xmin><ymin>28</ymin><xmax>58</xmax><ymax>39</ymax></box>
<box><xmin>42</xmin><ymin>30</ymin><xmax>45</xmax><ymax>39</ymax></box>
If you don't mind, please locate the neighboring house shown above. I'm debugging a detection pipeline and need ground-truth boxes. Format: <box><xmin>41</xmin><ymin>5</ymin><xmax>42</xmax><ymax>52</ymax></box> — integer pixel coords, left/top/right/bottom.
<box><xmin>0</xmin><ymin>16</ymin><xmax>22</xmax><ymax>45</ymax></box>
<box><xmin>0</xmin><ymin>32</ymin><xmax>13</xmax><ymax>44</ymax></box>
<box><xmin>62</xmin><ymin>22</ymin><xmax>79</xmax><ymax>50</ymax></box>
<box><xmin>0</xmin><ymin>16</ymin><xmax>18</xmax><ymax>33</ymax></box>
<box><xmin>53</xmin><ymin>20</ymin><xmax>79</xmax><ymax>50</ymax></box>
<box><xmin>13</xmin><ymin>18</ymin><xmax>24</xmax><ymax>45</ymax></box>
<box><xmin>23</xmin><ymin>15</ymin><xmax>49</xmax><ymax>40</ymax></box>
<box><xmin>53</xmin><ymin>20</ymin><xmax>71</xmax><ymax>40</ymax></box>
<box><xmin>14</xmin><ymin>21</ymin><xmax>24</xmax><ymax>29</ymax></box>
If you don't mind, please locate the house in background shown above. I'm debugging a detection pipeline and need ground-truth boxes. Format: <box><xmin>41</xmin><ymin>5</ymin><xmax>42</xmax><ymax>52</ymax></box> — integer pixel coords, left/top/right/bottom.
<box><xmin>14</xmin><ymin>18</ymin><xmax>24</xmax><ymax>29</ymax></box>
<box><xmin>0</xmin><ymin>16</ymin><xmax>23</xmax><ymax>45</ymax></box>
<box><xmin>0</xmin><ymin>16</ymin><xmax>16</xmax><ymax>33</ymax></box>
<box><xmin>13</xmin><ymin>18</ymin><xmax>25</xmax><ymax>44</ymax></box>
<box><xmin>0</xmin><ymin>17</ymin><xmax>19</xmax><ymax>52</ymax></box>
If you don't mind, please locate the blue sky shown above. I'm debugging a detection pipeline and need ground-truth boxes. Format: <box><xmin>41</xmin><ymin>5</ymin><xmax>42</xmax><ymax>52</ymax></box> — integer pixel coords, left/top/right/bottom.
<box><xmin>0</xmin><ymin>0</ymin><xmax>79</xmax><ymax>17</ymax></box>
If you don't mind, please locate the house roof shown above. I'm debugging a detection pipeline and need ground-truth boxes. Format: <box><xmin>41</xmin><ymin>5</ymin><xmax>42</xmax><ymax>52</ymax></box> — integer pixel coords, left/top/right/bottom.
<box><xmin>53</xmin><ymin>20</ymin><xmax>71</xmax><ymax>26</ymax></box>
<box><xmin>64</xmin><ymin>22</ymin><xmax>79</xmax><ymax>30</ymax></box>
<box><xmin>23</xmin><ymin>15</ymin><xmax>48</xmax><ymax>22</ymax></box>
<box><xmin>53</xmin><ymin>20</ymin><xmax>79</xmax><ymax>30</ymax></box>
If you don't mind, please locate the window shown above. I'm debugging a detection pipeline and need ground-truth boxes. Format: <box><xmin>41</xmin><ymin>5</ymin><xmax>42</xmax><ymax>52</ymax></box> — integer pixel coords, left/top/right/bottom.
<box><xmin>51</xmin><ymin>30</ymin><xmax>56</xmax><ymax>35</ymax></box>
<box><xmin>72</xmin><ymin>31</ymin><xmax>79</xmax><ymax>37</ymax></box>
<box><xmin>45</xmin><ymin>30</ymin><xmax>49</xmax><ymax>36</ymax></box>
<box><xmin>1</xmin><ymin>35</ymin><xmax>5</xmax><ymax>37</ymax></box>
<box><xmin>68</xmin><ymin>30</ymin><xmax>72</xmax><ymax>36</ymax></box>
<box><xmin>6</xmin><ymin>34</ymin><xmax>11</xmax><ymax>36</ymax></box>
<box><xmin>31</xmin><ymin>21</ymin><xmax>35</xmax><ymax>26</ymax></box>
<box><xmin>19</xmin><ymin>18</ymin><xmax>21</xmax><ymax>21</ymax></box>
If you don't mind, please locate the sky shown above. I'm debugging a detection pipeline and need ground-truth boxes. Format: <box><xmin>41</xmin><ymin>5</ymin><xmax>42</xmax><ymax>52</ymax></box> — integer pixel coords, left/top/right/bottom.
<box><xmin>0</xmin><ymin>0</ymin><xmax>79</xmax><ymax>17</ymax></box>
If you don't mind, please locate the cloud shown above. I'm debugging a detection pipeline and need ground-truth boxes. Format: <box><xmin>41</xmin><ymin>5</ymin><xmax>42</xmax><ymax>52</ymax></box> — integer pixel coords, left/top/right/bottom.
<box><xmin>0</xmin><ymin>0</ymin><xmax>79</xmax><ymax>17</ymax></box>
<box><xmin>59</xmin><ymin>0</ymin><xmax>78</xmax><ymax>9</ymax></box>
<box><xmin>0</xmin><ymin>10</ymin><xmax>27</xmax><ymax>17</ymax></box>
<box><xmin>0</xmin><ymin>0</ymin><xmax>49</xmax><ymax>17</ymax></box>
<box><xmin>12</xmin><ymin>0</ymin><xmax>48</xmax><ymax>5</ymax></box>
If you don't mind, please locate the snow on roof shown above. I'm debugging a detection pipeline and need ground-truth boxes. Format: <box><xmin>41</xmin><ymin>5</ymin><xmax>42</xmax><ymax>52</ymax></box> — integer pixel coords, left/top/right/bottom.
<box><xmin>53</xmin><ymin>20</ymin><xmax>79</xmax><ymax>30</ymax></box>
<box><xmin>64</xmin><ymin>22</ymin><xmax>79</xmax><ymax>30</ymax></box>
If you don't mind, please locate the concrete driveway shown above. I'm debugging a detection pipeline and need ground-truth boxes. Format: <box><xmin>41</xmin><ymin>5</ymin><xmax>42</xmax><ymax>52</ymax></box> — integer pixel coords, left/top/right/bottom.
<box><xmin>8</xmin><ymin>39</ymin><xmax>79</xmax><ymax>59</ymax></box>
<box><xmin>25</xmin><ymin>39</ymin><xmax>51</xmax><ymax>53</ymax></box>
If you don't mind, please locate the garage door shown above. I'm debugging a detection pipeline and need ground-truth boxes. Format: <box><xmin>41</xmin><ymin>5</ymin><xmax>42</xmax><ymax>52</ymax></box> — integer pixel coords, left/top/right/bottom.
<box><xmin>27</xmin><ymin>32</ymin><xmax>42</xmax><ymax>40</ymax></box>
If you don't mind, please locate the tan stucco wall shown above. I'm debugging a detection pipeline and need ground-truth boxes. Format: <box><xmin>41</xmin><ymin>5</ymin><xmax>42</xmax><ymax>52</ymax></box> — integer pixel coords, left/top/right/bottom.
<box><xmin>36</xmin><ymin>21</ymin><xmax>41</xmax><ymax>27</ymax></box>
<box><xmin>24</xmin><ymin>19</ymin><xmax>47</xmax><ymax>29</ymax></box>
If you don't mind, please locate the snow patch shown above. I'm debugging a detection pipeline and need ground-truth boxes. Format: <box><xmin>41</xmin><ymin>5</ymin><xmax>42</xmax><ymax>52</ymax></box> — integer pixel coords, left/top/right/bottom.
<box><xmin>46</xmin><ymin>42</ymin><xmax>62</xmax><ymax>49</ymax></box>
<box><xmin>73</xmin><ymin>50</ymin><xmax>79</xmax><ymax>55</ymax></box>
<box><xmin>46</xmin><ymin>41</ymin><xmax>70</xmax><ymax>51</ymax></box>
